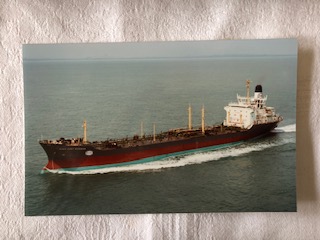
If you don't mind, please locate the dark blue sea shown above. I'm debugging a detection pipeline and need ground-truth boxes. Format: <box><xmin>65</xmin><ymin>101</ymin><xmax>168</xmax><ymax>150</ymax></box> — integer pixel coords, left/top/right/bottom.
<box><xmin>24</xmin><ymin>57</ymin><xmax>296</xmax><ymax>215</ymax></box>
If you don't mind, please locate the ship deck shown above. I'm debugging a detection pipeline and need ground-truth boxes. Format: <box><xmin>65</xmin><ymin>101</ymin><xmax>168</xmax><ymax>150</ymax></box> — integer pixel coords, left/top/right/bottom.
<box><xmin>39</xmin><ymin>125</ymin><xmax>246</xmax><ymax>150</ymax></box>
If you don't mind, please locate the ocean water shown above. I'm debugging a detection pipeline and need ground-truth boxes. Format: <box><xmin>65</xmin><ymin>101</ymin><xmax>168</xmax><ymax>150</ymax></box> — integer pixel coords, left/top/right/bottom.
<box><xmin>24</xmin><ymin>57</ymin><xmax>296</xmax><ymax>215</ymax></box>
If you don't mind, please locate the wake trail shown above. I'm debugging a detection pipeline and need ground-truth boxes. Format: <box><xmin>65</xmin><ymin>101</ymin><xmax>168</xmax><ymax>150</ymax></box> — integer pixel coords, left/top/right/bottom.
<box><xmin>272</xmin><ymin>123</ymin><xmax>296</xmax><ymax>133</ymax></box>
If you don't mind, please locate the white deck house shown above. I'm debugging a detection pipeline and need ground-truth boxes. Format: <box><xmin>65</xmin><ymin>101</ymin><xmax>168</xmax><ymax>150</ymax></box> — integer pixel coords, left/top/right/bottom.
<box><xmin>223</xmin><ymin>81</ymin><xmax>281</xmax><ymax>129</ymax></box>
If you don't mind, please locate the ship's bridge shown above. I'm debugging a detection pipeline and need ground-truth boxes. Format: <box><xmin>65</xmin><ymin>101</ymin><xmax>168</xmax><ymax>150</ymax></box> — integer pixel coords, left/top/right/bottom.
<box><xmin>236</xmin><ymin>94</ymin><xmax>268</xmax><ymax>108</ymax></box>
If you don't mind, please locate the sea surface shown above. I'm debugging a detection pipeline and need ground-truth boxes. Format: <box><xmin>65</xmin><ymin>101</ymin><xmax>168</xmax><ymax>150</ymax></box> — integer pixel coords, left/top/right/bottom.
<box><xmin>24</xmin><ymin>57</ymin><xmax>296</xmax><ymax>215</ymax></box>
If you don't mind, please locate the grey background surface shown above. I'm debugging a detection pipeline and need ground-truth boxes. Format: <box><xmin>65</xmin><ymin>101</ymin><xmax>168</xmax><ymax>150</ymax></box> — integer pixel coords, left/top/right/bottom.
<box><xmin>0</xmin><ymin>0</ymin><xmax>319</xmax><ymax>239</ymax></box>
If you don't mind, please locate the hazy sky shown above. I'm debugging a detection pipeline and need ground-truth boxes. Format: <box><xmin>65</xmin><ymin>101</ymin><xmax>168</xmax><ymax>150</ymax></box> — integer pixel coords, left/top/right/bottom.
<box><xmin>23</xmin><ymin>39</ymin><xmax>297</xmax><ymax>61</ymax></box>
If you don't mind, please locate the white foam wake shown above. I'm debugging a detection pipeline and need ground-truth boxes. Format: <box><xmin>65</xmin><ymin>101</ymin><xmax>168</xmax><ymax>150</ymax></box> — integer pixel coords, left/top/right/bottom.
<box><xmin>272</xmin><ymin>124</ymin><xmax>296</xmax><ymax>133</ymax></box>
<box><xmin>54</xmin><ymin>136</ymin><xmax>295</xmax><ymax>175</ymax></box>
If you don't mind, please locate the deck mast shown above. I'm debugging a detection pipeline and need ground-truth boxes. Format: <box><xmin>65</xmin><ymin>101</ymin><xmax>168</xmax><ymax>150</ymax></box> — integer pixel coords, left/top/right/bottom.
<box><xmin>140</xmin><ymin>121</ymin><xmax>144</xmax><ymax>138</ymax></box>
<box><xmin>188</xmin><ymin>104</ymin><xmax>192</xmax><ymax>130</ymax></box>
<box><xmin>83</xmin><ymin>119</ymin><xmax>87</xmax><ymax>143</ymax></box>
<box><xmin>246</xmin><ymin>79</ymin><xmax>251</xmax><ymax>104</ymax></box>
<box><xmin>153</xmin><ymin>123</ymin><xmax>156</xmax><ymax>142</ymax></box>
<box><xmin>201</xmin><ymin>105</ymin><xmax>205</xmax><ymax>134</ymax></box>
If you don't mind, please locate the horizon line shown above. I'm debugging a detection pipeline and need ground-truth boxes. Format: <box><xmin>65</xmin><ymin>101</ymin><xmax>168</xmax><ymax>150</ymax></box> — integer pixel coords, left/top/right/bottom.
<box><xmin>23</xmin><ymin>54</ymin><xmax>297</xmax><ymax>62</ymax></box>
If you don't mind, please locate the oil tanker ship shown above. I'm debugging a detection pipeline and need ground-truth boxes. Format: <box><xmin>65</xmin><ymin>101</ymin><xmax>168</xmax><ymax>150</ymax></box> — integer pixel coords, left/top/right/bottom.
<box><xmin>39</xmin><ymin>81</ymin><xmax>283</xmax><ymax>173</ymax></box>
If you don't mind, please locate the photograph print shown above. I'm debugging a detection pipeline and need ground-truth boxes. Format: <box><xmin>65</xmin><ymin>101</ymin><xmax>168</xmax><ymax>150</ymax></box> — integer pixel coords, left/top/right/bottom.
<box><xmin>24</xmin><ymin>39</ymin><xmax>297</xmax><ymax>215</ymax></box>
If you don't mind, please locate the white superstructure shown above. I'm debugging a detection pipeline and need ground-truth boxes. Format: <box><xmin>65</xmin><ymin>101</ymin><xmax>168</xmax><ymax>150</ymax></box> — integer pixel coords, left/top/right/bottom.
<box><xmin>223</xmin><ymin>80</ymin><xmax>282</xmax><ymax>129</ymax></box>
